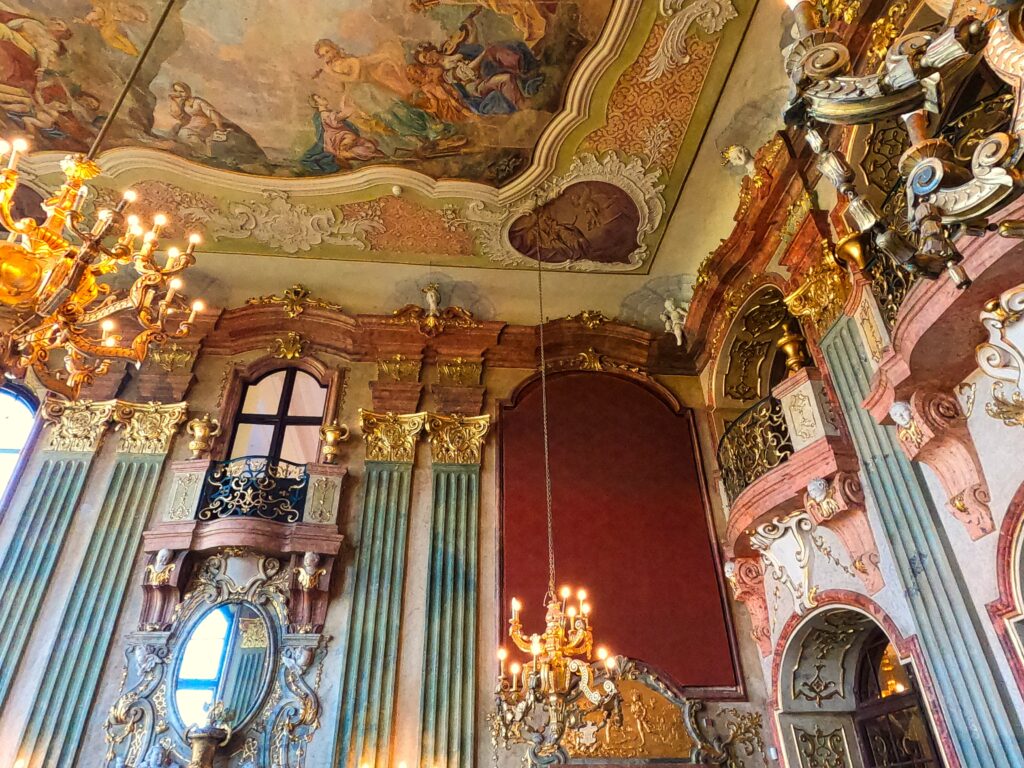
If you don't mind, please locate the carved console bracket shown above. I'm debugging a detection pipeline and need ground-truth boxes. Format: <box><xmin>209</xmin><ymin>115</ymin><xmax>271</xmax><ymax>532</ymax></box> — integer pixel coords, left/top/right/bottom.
<box><xmin>889</xmin><ymin>391</ymin><xmax>994</xmax><ymax>539</ymax></box>
<box><xmin>724</xmin><ymin>556</ymin><xmax>773</xmax><ymax>658</ymax></box>
<box><xmin>805</xmin><ymin>472</ymin><xmax>883</xmax><ymax>594</ymax></box>
<box><xmin>750</xmin><ymin>511</ymin><xmax>818</xmax><ymax>615</ymax></box>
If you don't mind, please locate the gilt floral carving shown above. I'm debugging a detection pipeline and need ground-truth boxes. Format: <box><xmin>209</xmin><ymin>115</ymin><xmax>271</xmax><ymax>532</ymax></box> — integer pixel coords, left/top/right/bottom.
<box><xmin>359</xmin><ymin>410</ymin><xmax>427</xmax><ymax>463</ymax></box>
<box><xmin>43</xmin><ymin>398</ymin><xmax>116</xmax><ymax>453</ymax></box>
<box><xmin>425</xmin><ymin>413</ymin><xmax>491</xmax><ymax>465</ymax></box>
<box><xmin>115</xmin><ymin>402</ymin><xmax>188</xmax><ymax>455</ymax></box>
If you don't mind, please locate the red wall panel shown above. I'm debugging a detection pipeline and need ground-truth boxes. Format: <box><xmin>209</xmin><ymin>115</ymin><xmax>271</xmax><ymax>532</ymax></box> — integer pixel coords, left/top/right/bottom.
<box><xmin>500</xmin><ymin>373</ymin><xmax>738</xmax><ymax>690</ymax></box>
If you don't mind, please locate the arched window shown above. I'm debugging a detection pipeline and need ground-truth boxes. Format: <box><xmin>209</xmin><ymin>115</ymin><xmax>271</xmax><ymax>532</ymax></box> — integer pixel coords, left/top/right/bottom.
<box><xmin>0</xmin><ymin>385</ymin><xmax>37</xmax><ymax>498</ymax></box>
<box><xmin>227</xmin><ymin>368</ymin><xmax>327</xmax><ymax>464</ymax></box>
<box><xmin>854</xmin><ymin>628</ymin><xmax>941</xmax><ymax>767</ymax></box>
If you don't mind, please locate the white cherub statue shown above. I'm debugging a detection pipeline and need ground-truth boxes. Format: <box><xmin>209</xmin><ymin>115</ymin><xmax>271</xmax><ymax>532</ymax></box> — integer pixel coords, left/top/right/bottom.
<box><xmin>660</xmin><ymin>297</ymin><xmax>687</xmax><ymax>347</ymax></box>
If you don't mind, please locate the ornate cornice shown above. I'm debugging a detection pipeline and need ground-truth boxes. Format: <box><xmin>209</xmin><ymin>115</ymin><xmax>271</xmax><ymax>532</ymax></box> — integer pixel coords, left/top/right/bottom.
<box><xmin>115</xmin><ymin>402</ymin><xmax>189</xmax><ymax>455</ymax></box>
<box><xmin>359</xmin><ymin>410</ymin><xmax>427</xmax><ymax>464</ymax></box>
<box><xmin>42</xmin><ymin>398</ymin><xmax>117</xmax><ymax>453</ymax></box>
<box><xmin>246</xmin><ymin>284</ymin><xmax>344</xmax><ymax>318</ymax></box>
<box><xmin>425</xmin><ymin>413</ymin><xmax>491</xmax><ymax>465</ymax></box>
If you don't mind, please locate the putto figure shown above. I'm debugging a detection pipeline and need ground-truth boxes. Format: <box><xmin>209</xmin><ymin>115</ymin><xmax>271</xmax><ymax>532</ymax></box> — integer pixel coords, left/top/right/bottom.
<box><xmin>660</xmin><ymin>297</ymin><xmax>687</xmax><ymax>347</ymax></box>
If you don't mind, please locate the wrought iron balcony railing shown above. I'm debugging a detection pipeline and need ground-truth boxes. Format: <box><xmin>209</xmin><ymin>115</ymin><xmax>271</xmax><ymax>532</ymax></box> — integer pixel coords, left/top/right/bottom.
<box><xmin>717</xmin><ymin>396</ymin><xmax>794</xmax><ymax>504</ymax></box>
<box><xmin>195</xmin><ymin>455</ymin><xmax>309</xmax><ymax>524</ymax></box>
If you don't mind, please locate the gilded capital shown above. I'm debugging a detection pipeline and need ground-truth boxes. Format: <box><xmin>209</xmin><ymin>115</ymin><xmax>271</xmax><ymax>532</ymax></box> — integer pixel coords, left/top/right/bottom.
<box><xmin>425</xmin><ymin>412</ymin><xmax>491</xmax><ymax>465</ymax></box>
<box><xmin>115</xmin><ymin>402</ymin><xmax>189</xmax><ymax>455</ymax></box>
<box><xmin>42</xmin><ymin>397</ymin><xmax>117</xmax><ymax>453</ymax></box>
<box><xmin>359</xmin><ymin>410</ymin><xmax>427</xmax><ymax>463</ymax></box>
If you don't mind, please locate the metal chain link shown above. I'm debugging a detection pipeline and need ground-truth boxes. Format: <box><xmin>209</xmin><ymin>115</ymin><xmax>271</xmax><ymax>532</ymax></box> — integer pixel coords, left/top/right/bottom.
<box><xmin>536</xmin><ymin>252</ymin><xmax>556</xmax><ymax>600</ymax></box>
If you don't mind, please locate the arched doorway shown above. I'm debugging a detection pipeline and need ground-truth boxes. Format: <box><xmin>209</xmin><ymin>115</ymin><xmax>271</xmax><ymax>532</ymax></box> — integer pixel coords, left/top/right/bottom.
<box><xmin>852</xmin><ymin>627</ymin><xmax>941</xmax><ymax>767</ymax></box>
<box><xmin>776</xmin><ymin>606</ymin><xmax>945</xmax><ymax>768</ymax></box>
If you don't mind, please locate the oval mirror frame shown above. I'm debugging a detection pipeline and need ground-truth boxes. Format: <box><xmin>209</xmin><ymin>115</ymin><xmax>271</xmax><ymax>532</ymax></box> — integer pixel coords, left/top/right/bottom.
<box><xmin>168</xmin><ymin>599</ymin><xmax>277</xmax><ymax>737</ymax></box>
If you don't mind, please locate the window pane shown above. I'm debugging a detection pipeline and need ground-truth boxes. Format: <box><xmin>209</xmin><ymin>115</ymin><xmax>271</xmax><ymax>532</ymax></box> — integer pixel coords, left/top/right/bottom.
<box><xmin>230</xmin><ymin>423</ymin><xmax>274</xmax><ymax>459</ymax></box>
<box><xmin>241</xmin><ymin>371</ymin><xmax>286</xmax><ymax>415</ymax></box>
<box><xmin>179</xmin><ymin>609</ymin><xmax>229</xmax><ymax>680</ymax></box>
<box><xmin>176</xmin><ymin>689</ymin><xmax>215</xmax><ymax>729</ymax></box>
<box><xmin>0</xmin><ymin>392</ymin><xmax>34</xmax><ymax>450</ymax></box>
<box><xmin>287</xmin><ymin>371</ymin><xmax>327</xmax><ymax>417</ymax></box>
<box><xmin>280</xmin><ymin>425</ymin><xmax>320</xmax><ymax>464</ymax></box>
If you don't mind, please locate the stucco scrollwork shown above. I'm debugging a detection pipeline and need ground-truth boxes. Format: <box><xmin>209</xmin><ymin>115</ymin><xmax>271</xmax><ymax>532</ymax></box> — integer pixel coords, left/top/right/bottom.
<box><xmin>641</xmin><ymin>0</ymin><xmax>739</xmax><ymax>83</ymax></box>
<box><xmin>454</xmin><ymin>152</ymin><xmax>665</xmax><ymax>272</ymax></box>
<box><xmin>978</xmin><ymin>283</ymin><xmax>1024</xmax><ymax>425</ymax></box>
<box><xmin>749</xmin><ymin>512</ymin><xmax>818</xmax><ymax>615</ymax></box>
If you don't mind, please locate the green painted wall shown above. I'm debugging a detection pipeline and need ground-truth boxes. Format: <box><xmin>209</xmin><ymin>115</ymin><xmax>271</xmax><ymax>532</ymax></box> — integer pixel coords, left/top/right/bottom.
<box><xmin>419</xmin><ymin>465</ymin><xmax>480</xmax><ymax>768</ymax></box>
<box><xmin>335</xmin><ymin>461</ymin><xmax>414</xmax><ymax>768</ymax></box>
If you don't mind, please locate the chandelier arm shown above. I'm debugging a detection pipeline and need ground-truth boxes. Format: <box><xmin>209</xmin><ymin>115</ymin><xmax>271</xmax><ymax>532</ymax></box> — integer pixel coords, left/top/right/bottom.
<box><xmin>86</xmin><ymin>0</ymin><xmax>179</xmax><ymax>160</ymax></box>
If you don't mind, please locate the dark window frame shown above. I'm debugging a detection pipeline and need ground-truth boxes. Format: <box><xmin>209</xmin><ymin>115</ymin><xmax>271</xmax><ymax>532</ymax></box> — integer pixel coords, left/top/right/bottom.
<box><xmin>227</xmin><ymin>368</ymin><xmax>326</xmax><ymax>463</ymax></box>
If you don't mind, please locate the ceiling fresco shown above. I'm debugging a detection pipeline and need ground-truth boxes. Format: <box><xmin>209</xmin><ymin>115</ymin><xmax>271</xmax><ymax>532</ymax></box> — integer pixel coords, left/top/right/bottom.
<box><xmin>17</xmin><ymin>0</ymin><xmax>756</xmax><ymax>273</ymax></box>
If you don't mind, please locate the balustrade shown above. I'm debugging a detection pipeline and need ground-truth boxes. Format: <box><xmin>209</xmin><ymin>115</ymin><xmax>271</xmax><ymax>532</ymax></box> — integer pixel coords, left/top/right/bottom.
<box><xmin>717</xmin><ymin>395</ymin><xmax>794</xmax><ymax>503</ymax></box>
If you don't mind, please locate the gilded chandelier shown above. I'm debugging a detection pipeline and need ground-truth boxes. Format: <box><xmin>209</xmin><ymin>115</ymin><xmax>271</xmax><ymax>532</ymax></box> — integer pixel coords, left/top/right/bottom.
<box><xmin>0</xmin><ymin>0</ymin><xmax>201</xmax><ymax>399</ymax></box>
<box><xmin>0</xmin><ymin>147</ymin><xmax>203</xmax><ymax>398</ymax></box>
<box><xmin>490</xmin><ymin>235</ymin><xmax>620</xmax><ymax>766</ymax></box>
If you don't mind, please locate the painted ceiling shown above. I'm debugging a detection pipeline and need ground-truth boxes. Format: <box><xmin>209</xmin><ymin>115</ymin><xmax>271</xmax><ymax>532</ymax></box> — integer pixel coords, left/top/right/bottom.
<box><xmin>15</xmin><ymin>0</ymin><xmax>756</xmax><ymax>273</ymax></box>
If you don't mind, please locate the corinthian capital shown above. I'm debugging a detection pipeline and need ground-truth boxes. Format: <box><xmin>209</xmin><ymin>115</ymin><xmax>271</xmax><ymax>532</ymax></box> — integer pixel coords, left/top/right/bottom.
<box><xmin>359</xmin><ymin>410</ymin><xmax>427</xmax><ymax>463</ymax></box>
<box><xmin>425</xmin><ymin>412</ymin><xmax>491</xmax><ymax>465</ymax></box>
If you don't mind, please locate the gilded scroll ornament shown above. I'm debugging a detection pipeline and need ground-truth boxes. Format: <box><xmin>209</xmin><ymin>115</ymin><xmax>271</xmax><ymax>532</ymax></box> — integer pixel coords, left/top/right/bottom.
<box><xmin>864</xmin><ymin>0</ymin><xmax>911</xmax><ymax>69</ymax></box>
<box><xmin>425</xmin><ymin>413</ymin><xmax>491</xmax><ymax>465</ymax></box>
<box><xmin>717</xmin><ymin>396</ymin><xmax>794</xmax><ymax>501</ymax></box>
<box><xmin>719</xmin><ymin>708</ymin><xmax>767</xmax><ymax>767</ymax></box>
<box><xmin>246</xmin><ymin>284</ymin><xmax>343</xmax><ymax>318</ymax></box>
<box><xmin>437</xmin><ymin>356</ymin><xmax>483</xmax><ymax>387</ymax></box>
<box><xmin>794</xmin><ymin>725</ymin><xmax>848</xmax><ymax>768</ymax></box>
<box><xmin>385</xmin><ymin>283</ymin><xmax>479</xmax><ymax>337</ymax></box>
<box><xmin>377</xmin><ymin>353</ymin><xmax>422</xmax><ymax>383</ymax></box>
<box><xmin>271</xmin><ymin>332</ymin><xmax>306</xmax><ymax>360</ymax></box>
<box><xmin>985</xmin><ymin>382</ymin><xmax>1024</xmax><ymax>426</ymax></box>
<box><xmin>784</xmin><ymin>241</ymin><xmax>849</xmax><ymax>331</ymax></box>
<box><xmin>546</xmin><ymin>348</ymin><xmax>646</xmax><ymax>376</ymax></box>
<box><xmin>149</xmin><ymin>343</ymin><xmax>195</xmax><ymax>373</ymax></box>
<box><xmin>359</xmin><ymin>410</ymin><xmax>427</xmax><ymax>463</ymax></box>
<box><xmin>816</xmin><ymin>0</ymin><xmax>860</xmax><ymax>26</ymax></box>
<box><xmin>565</xmin><ymin>310</ymin><xmax>615</xmax><ymax>329</ymax></box>
<box><xmin>115</xmin><ymin>402</ymin><xmax>188</xmax><ymax>455</ymax></box>
<box><xmin>43</xmin><ymin>398</ymin><xmax>117</xmax><ymax>453</ymax></box>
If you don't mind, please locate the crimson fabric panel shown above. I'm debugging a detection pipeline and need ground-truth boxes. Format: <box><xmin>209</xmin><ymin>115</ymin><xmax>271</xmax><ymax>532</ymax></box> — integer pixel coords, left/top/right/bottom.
<box><xmin>500</xmin><ymin>373</ymin><xmax>738</xmax><ymax>689</ymax></box>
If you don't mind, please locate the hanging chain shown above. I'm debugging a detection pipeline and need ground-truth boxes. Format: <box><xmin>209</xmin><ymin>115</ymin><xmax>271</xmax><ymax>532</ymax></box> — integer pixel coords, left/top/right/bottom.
<box><xmin>536</xmin><ymin>250</ymin><xmax>556</xmax><ymax>600</ymax></box>
<box><xmin>87</xmin><ymin>0</ymin><xmax>177</xmax><ymax>160</ymax></box>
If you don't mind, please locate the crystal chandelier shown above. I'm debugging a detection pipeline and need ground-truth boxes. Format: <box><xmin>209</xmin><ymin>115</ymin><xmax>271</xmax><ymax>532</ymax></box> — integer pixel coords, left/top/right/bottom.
<box><xmin>491</xmin><ymin>253</ymin><xmax>620</xmax><ymax>766</ymax></box>
<box><xmin>0</xmin><ymin>0</ymin><xmax>202</xmax><ymax>399</ymax></box>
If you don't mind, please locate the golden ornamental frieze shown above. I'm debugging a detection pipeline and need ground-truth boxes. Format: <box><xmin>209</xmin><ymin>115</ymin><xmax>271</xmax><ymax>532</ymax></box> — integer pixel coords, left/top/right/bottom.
<box><xmin>425</xmin><ymin>413</ymin><xmax>491</xmax><ymax>465</ymax></box>
<box><xmin>546</xmin><ymin>348</ymin><xmax>646</xmax><ymax>376</ymax></box>
<box><xmin>377</xmin><ymin>354</ymin><xmax>422</xmax><ymax>384</ymax></box>
<box><xmin>43</xmin><ymin>398</ymin><xmax>118</xmax><ymax>453</ymax></box>
<box><xmin>564</xmin><ymin>310</ymin><xmax>615</xmax><ymax>329</ymax></box>
<box><xmin>246</xmin><ymin>284</ymin><xmax>344</xmax><ymax>318</ymax></box>
<box><xmin>115</xmin><ymin>402</ymin><xmax>189</xmax><ymax>455</ymax></box>
<box><xmin>148</xmin><ymin>343</ymin><xmax>195</xmax><ymax>374</ymax></box>
<box><xmin>437</xmin><ymin>357</ymin><xmax>483</xmax><ymax>387</ymax></box>
<box><xmin>359</xmin><ymin>410</ymin><xmax>427</xmax><ymax>463</ymax></box>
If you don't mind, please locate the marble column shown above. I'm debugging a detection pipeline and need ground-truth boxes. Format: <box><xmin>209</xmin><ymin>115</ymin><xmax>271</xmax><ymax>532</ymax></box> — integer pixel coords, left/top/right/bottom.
<box><xmin>822</xmin><ymin>317</ymin><xmax>1024</xmax><ymax>767</ymax></box>
<box><xmin>14</xmin><ymin>402</ymin><xmax>186</xmax><ymax>768</ymax></box>
<box><xmin>419</xmin><ymin>413</ymin><xmax>490</xmax><ymax>768</ymax></box>
<box><xmin>335</xmin><ymin>411</ymin><xmax>426</xmax><ymax>768</ymax></box>
<box><xmin>0</xmin><ymin>399</ymin><xmax>117</xmax><ymax>712</ymax></box>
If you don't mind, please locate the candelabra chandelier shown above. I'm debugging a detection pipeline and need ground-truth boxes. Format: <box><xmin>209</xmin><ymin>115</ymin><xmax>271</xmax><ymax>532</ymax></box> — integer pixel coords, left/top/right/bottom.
<box><xmin>491</xmin><ymin>248</ymin><xmax>620</xmax><ymax>767</ymax></box>
<box><xmin>0</xmin><ymin>0</ymin><xmax>202</xmax><ymax>399</ymax></box>
<box><xmin>781</xmin><ymin>0</ymin><xmax>1024</xmax><ymax>290</ymax></box>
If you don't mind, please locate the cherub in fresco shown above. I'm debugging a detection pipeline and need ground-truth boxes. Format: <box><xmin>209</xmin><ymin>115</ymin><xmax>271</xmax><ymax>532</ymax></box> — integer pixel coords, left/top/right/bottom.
<box><xmin>409</xmin><ymin>10</ymin><xmax>543</xmax><ymax>117</ymax></box>
<box><xmin>312</xmin><ymin>38</ymin><xmax>466</xmax><ymax>158</ymax></box>
<box><xmin>409</xmin><ymin>0</ymin><xmax>547</xmax><ymax>50</ymax></box>
<box><xmin>78</xmin><ymin>0</ymin><xmax>148</xmax><ymax>57</ymax></box>
<box><xmin>301</xmin><ymin>93</ymin><xmax>384</xmax><ymax>174</ymax></box>
<box><xmin>167</xmin><ymin>81</ymin><xmax>268</xmax><ymax>169</ymax></box>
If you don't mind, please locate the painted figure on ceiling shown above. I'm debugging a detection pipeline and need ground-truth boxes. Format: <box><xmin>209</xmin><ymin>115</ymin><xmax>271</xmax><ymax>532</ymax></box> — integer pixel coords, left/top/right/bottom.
<box><xmin>312</xmin><ymin>38</ymin><xmax>465</xmax><ymax>159</ymax></box>
<box><xmin>409</xmin><ymin>0</ymin><xmax>548</xmax><ymax>49</ymax></box>
<box><xmin>302</xmin><ymin>93</ymin><xmax>384</xmax><ymax>174</ymax></box>
<box><xmin>78</xmin><ymin>0</ymin><xmax>148</xmax><ymax>57</ymax></box>
<box><xmin>168</xmin><ymin>81</ymin><xmax>268</xmax><ymax>170</ymax></box>
<box><xmin>409</xmin><ymin>10</ymin><xmax>543</xmax><ymax>117</ymax></box>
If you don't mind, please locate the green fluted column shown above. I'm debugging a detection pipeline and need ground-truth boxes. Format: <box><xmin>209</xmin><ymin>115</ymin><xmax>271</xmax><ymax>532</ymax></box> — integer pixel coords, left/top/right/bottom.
<box><xmin>0</xmin><ymin>399</ymin><xmax>117</xmax><ymax>712</ymax></box>
<box><xmin>419</xmin><ymin>414</ymin><xmax>490</xmax><ymax>768</ymax></box>
<box><xmin>822</xmin><ymin>318</ymin><xmax>1024</xmax><ymax>767</ymax></box>
<box><xmin>335</xmin><ymin>411</ymin><xmax>426</xmax><ymax>768</ymax></box>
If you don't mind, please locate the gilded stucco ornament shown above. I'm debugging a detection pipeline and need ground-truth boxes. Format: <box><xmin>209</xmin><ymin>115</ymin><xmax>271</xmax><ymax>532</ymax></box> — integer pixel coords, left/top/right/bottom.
<box><xmin>438</xmin><ymin>356</ymin><xmax>484</xmax><ymax>387</ymax></box>
<box><xmin>385</xmin><ymin>283</ymin><xmax>479</xmax><ymax>337</ymax></box>
<box><xmin>186</xmin><ymin>414</ymin><xmax>221</xmax><ymax>458</ymax></box>
<box><xmin>784</xmin><ymin>240</ymin><xmax>850</xmax><ymax>331</ymax></box>
<box><xmin>359</xmin><ymin>410</ymin><xmax>427</xmax><ymax>463</ymax></box>
<box><xmin>641</xmin><ymin>0</ymin><xmax>739</xmax><ymax>82</ymax></box>
<box><xmin>319</xmin><ymin>420</ymin><xmax>350</xmax><ymax>465</ymax></box>
<box><xmin>43</xmin><ymin>397</ymin><xmax>117</xmax><ymax>453</ymax></box>
<box><xmin>377</xmin><ymin>353</ymin><xmax>422</xmax><ymax>383</ymax></box>
<box><xmin>794</xmin><ymin>725</ymin><xmax>848</xmax><ymax>767</ymax></box>
<box><xmin>425</xmin><ymin>412</ymin><xmax>491</xmax><ymax>465</ymax></box>
<box><xmin>565</xmin><ymin>310</ymin><xmax>615</xmax><ymax>329</ymax></box>
<box><xmin>246</xmin><ymin>284</ymin><xmax>344</xmax><ymax>318</ymax></box>
<box><xmin>271</xmin><ymin>332</ymin><xmax>307</xmax><ymax>360</ymax></box>
<box><xmin>749</xmin><ymin>511</ymin><xmax>819</xmax><ymax>614</ymax></box>
<box><xmin>978</xmin><ymin>283</ymin><xmax>1024</xmax><ymax>425</ymax></box>
<box><xmin>148</xmin><ymin>343</ymin><xmax>195</xmax><ymax>374</ymax></box>
<box><xmin>115</xmin><ymin>402</ymin><xmax>189</xmax><ymax>455</ymax></box>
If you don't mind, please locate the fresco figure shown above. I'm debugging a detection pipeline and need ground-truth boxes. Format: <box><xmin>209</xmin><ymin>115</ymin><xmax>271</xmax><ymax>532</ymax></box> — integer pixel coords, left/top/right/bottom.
<box><xmin>78</xmin><ymin>0</ymin><xmax>148</xmax><ymax>57</ymax></box>
<box><xmin>302</xmin><ymin>93</ymin><xmax>384</xmax><ymax>174</ymax></box>
<box><xmin>168</xmin><ymin>81</ymin><xmax>268</xmax><ymax>169</ymax></box>
<box><xmin>410</xmin><ymin>0</ymin><xmax>547</xmax><ymax>49</ymax></box>
<box><xmin>313</xmin><ymin>38</ymin><xmax>464</xmax><ymax>158</ymax></box>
